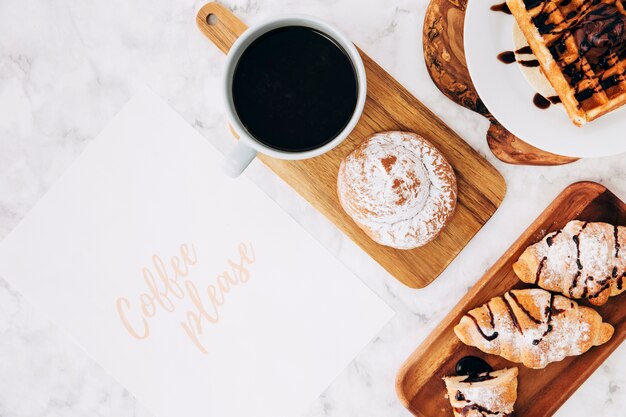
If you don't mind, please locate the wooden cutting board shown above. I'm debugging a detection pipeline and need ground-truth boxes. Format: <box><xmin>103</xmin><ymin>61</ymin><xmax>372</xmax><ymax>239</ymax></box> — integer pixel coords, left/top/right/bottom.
<box><xmin>196</xmin><ymin>2</ymin><xmax>506</xmax><ymax>289</ymax></box>
<box><xmin>397</xmin><ymin>181</ymin><xmax>626</xmax><ymax>416</ymax></box>
<box><xmin>424</xmin><ymin>0</ymin><xmax>578</xmax><ymax>166</ymax></box>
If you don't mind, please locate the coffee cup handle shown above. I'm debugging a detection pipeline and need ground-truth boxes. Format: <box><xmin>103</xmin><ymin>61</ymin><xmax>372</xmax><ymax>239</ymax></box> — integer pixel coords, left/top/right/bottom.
<box><xmin>222</xmin><ymin>142</ymin><xmax>257</xmax><ymax>178</ymax></box>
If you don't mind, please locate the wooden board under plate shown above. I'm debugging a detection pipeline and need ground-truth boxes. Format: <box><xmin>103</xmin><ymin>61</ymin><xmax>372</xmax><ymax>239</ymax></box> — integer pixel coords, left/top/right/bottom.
<box><xmin>396</xmin><ymin>181</ymin><xmax>625</xmax><ymax>416</ymax></box>
<box><xmin>196</xmin><ymin>2</ymin><xmax>506</xmax><ymax>288</ymax></box>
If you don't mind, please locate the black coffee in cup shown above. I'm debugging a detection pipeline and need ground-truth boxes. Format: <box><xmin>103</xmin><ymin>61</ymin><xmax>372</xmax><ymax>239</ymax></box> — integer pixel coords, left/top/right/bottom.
<box><xmin>232</xmin><ymin>26</ymin><xmax>359</xmax><ymax>152</ymax></box>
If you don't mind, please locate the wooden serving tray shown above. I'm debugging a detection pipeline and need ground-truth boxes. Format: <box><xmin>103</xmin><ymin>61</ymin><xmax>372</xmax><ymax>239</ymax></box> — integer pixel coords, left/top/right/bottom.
<box><xmin>424</xmin><ymin>0</ymin><xmax>578</xmax><ymax>166</ymax></box>
<box><xmin>196</xmin><ymin>2</ymin><xmax>506</xmax><ymax>288</ymax></box>
<box><xmin>396</xmin><ymin>181</ymin><xmax>626</xmax><ymax>416</ymax></box>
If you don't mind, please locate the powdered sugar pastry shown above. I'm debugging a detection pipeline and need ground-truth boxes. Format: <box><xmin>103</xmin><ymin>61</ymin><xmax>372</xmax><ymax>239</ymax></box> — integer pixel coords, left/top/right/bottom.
<box><xmin>337</xmin><ymin>131</ymin><xmax>457</xmax><ymax>249</ymax></box>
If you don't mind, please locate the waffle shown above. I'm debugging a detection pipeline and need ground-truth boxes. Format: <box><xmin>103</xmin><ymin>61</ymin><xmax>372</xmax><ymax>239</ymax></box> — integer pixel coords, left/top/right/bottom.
<box><xmin>507</xmin><ymin>0</ymin><xmax>626</xmax><ymax>126</ymax></box>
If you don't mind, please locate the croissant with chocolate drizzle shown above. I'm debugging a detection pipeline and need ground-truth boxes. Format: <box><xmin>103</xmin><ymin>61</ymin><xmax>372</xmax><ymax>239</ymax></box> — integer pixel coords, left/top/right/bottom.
<box><xmin>454</xmin><ymin>289</ymin><xmax>614</xmax><ymax>369</ymax></box>
<box><xmin>513</xmin><ymin>221</ymin><xmax>625</xmax><ymax>306</ymax></box>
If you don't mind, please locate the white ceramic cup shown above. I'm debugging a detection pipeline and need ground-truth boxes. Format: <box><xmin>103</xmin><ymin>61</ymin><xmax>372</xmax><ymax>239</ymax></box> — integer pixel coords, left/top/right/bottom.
<box><xmin>222</xmin><ymin>15</ymin><xmax>367</xmax><ymax>177</ymax></box>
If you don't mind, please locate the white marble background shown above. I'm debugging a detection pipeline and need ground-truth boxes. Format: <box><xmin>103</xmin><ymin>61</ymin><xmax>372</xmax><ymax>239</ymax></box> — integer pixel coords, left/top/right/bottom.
<box><xmin>0</xmin><ymin>0</ymin><xmax>624</xmax><ymax>416</ymax></box>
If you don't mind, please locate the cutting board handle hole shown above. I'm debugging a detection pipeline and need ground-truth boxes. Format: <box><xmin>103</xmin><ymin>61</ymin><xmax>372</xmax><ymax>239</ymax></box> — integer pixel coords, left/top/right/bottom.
<box><xmin>206</xmin><ymin>13</ymin><xmax>218</xmax><ymax>26</ymax></box>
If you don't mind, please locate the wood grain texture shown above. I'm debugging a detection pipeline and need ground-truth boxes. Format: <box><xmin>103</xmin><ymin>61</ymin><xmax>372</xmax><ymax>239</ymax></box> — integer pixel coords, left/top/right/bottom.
<box><xmin>196</xmin><ymin>2</ymin><xmax>506</xmax><ymax>288</ymax></box>
<box><xmin>423</xmin><ymin>0</ymin><xmax>578</xmax><ymax>166</ymax></box>
<box><xmin>396</xmin><ymin>181</ymin><xmax>626</xmax><ymax>416</ymax></box>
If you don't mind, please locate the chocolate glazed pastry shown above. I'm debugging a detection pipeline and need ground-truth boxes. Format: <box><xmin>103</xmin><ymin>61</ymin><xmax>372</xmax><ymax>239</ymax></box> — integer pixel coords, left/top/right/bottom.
<box><xmin>513</xmin><ymin>220</ymin><xmax>626</xmax><ymax>306</ymax></box>
<box><xmin>443</xmin><ymin>361</ymin><xmax>518</xmax><ymax>417</ymax></box>
<box><xmin>454</xmin><ymin>288</ymin><xmax>614</xmax><ymax>369</ymax></box>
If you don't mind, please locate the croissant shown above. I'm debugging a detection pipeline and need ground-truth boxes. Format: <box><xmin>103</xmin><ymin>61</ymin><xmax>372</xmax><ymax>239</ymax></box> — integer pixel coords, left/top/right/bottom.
<box><xmin>443</xmin><ymin>367</ymin><xmax>518</xmax><ymax>417</ymax></box>
<box><xmin>513</xmin><ymin>220</ymin><xmax>625</xmax><ymax>306</ymax></box>
<box><xmin>454</xmin><ymin>289</ymin><xmax>614</xmax><ymax>369</ymax></box>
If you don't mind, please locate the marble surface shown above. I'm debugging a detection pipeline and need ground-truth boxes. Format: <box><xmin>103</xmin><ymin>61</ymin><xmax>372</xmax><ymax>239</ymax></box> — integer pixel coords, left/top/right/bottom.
<box><xmin>0</xmin><ymin>0</ymin><xmax>624</xmax><ymax>416</ymax></box>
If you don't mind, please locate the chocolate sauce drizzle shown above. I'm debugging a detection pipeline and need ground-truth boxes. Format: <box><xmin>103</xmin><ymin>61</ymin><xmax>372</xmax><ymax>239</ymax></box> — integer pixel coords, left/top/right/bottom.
<box><xmin>570</xmin><ymin>270</ymin><xmax>581</xmax><ymax>297</ymax></box>
<box><xmin>596</xmin><ymin>277</ymin><xmax>609</xmax><ymax>285</ymax></box>
<box><xmin>524</xmin><ymin>0</ymin><xmax>545</xmax><ymax>12</ymax></box>
<box><xmin>613</xmin><ymin>224</ymin><xmax>622</xmax><ymax>292</ymax></box>
<box><xmin>460</xmin><ymin>373</ymin><xmax>496</xmax><ymax>383</ymax></box>
<box><xmin>498</xmin><ymin>41</ymin><xmax>564</xmax><ymax>109</ymax></box>
<box><xmin>455</xmin><ymin>356</ymin><xmax>495</xmax><ymax>384</ymax></box>
<box><xmin>467</xmin><ymin>309</ymin><xmax>499</xmax><ymax>341</ymax></box>
<box><xmin>569</xmin><ymin>222</ymin><xmax>590</xmax><ymax>298</ymax></box>
<box><xmin>486</xmin><ymin>303</ymin><xmax>496</xmax><ymax>328</ymax></box>
<box><xmin>534</xmin><ymin>93</ymin><xmax>552</xmax><ymax>109</ymax></box>
<box><xmin>497</xmin><ymin>47</ymin><xmax>542</xmax><ymax>67</ymax></box>
<box><xmin>497</xmin><ymin>51</ymin><xmax>516</xmax><ymax>64</ymax></box>
<box><xmin>452</xmin><ymin>358</ymin><xmax>511</xmax><ymax>415</ymax></box>
<box><xmin>589</xmin><ymin>281</ymin><xmax>612</xmax><ymax>299</ymax></box>
<box><xmin>546</xmin><ymin>229</ymin><xmax>562</xmax><ymax>246</ymax></box>
<box><xmin>534</xmin><ymin>93</ymin><xmax>562</xmax><ymax>109</ymax></box>
<box><xmin>532</xmin><ymin>293</ymin><xmax>565</xmax><ymax>345</ymax></box>
<box><xmin>491</xmin><ymin>2</ymin><xmax>512</xmax><ymax>14</ymax></box>
<box><xmin>453</xmin><ymin>404</ymin><xmax>496</xmax><ymax>416</ymax></box>
<box><xmin>573</xmin><ymin>234</ymin><xmax>583</xmax><ymax>270</ymax></box>
<box><xmin>473</xmin><ymin>290</ymin><xmax>571</xmax><ymax>347</ymax></box>
<box><xmin>603</xmin><ymin>224</ymin><xmax>625</xmax><ymax>293</ymax></box>
<box><xmin>508</xmin><ymin>291</ymin><xmax>543</xmax><ymax>324</ymax></box>
<box><xmin>455</xmin><ymin>356</ymin><xmax>493</xmax><ymax>376</ymax></box>
<box><xmin>503</xmin><ymin>296</ymin><xmax>523</xmax><ymax>335</ymax></box>
<box><xmin>455</xmin><ymin>390</ymin><xmax>469</xmax><ymax>402</ymax></box>
<box><xmin>520</xmin><ymin>59</ymin><xmax>541</xmax><ymax>67</ymax></box>
<box><xmin>535</xmin><ymin>256</ymin><xmax>548</xmax><ymax>284</ymax></box>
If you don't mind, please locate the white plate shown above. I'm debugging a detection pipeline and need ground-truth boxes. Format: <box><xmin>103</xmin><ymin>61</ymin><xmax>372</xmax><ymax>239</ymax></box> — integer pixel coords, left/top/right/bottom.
<box><xmin>464</xmin><ymin>0</ymin><xmax>626</xmax><ymax>158</ymax></box>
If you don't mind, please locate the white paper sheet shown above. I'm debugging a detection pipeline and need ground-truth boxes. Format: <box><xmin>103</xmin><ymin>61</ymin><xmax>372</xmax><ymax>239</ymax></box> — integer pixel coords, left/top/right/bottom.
<box><xmin>0</xmin><ymin>88</ymin><xmax>393</xmax><ymax>417</ymax></box>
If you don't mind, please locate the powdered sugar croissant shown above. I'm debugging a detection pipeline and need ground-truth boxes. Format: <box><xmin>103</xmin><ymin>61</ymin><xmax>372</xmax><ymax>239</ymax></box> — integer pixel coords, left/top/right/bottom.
<box><xmin>513</xmin><ymin>221</ymin><xmax>625</xmax><ymax>306</ymax></box>
<box><xmin>454</xmin><ymin>289</ymin><xmax>614</xmax><ymax>369</ymax></box>
<box><xmin>443</xmin><ymin>367</ymin><xmax>518</xmax><ymax>417</ymax></box>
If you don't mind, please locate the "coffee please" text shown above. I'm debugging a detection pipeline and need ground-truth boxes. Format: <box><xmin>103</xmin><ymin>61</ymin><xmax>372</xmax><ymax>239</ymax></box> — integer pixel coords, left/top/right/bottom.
<box><xmin>115</xmin><ymin>242</ymin><xmax>256</xmax><ymax>354</ymax></box>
